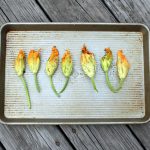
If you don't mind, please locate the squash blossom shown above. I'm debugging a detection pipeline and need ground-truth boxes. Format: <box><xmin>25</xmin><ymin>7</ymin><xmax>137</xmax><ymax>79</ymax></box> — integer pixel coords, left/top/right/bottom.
<box><xmin>15</xmin><ymin>49</ymin><xmax>25</xmax><ymax>76</ymax></box>
<box><xmin>46</xmin><ymin>46</ymin><xmax>59</xmax><ymax>76</ymax></box>
<box><xmin>117</xmin><ymin>50</ymin><xmax>130</xmax><ymax>80</ymax></box>
<box><xmin>101</xmin><ymin>48</ymin><xmax>116</xmax><ymax>92</ymax></box>
<box><xmin>28</xmin><ymin>49</ymin><xmax>41</xmax><ymax>92</ymax></box>
<box><xmin>59</xmin><ymin>49</ymin><xmax>73</xmax><ymax>94</ymax></box>
<box><xmin>15</xmin><ymin>49</ymin><xmax>31</xmax><ymax>109</ymax></box>
<box><xmin>100</xmin><ymin>48</ymin><xmax>113</xmax><ymax>72</ymax></box>
<box><xmin>101</xmin><ymin>48</ymin><xmax>130</xmax><ymax>93</ymax></box>
<box><xmin>81</xmin><ymin>45</ymin><xmax>98</xmax><ymax>92</ymax></box>
<box><xmin>46</xmin><ymin>46</ymin><xmax>59</xmax><ymax>96</ymax></box>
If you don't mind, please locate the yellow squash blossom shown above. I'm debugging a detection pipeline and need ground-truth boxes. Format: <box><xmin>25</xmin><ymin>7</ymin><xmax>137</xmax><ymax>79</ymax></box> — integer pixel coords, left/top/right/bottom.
<box><xmin>46</xmin><ymin>46</ymin><xmax>59</xmax><ymax>76</ymax></box>
<box><xmin>117</xmin><ymin>50</ymin><xmax>130</xmax><ymax>80</ymax></box>
<box><xmin>100</xmin><ymin>48</ymin><xmax>113</xmax><ymax>72</ymax></box>
<box><xmin>15</xmin><ymin>49</ymin><xmax>31</xmax><ymax>109</ymax></box>
<box><xmin>28</xmin><ymin>49</ymin><xmax>41</xmax><ymax>92</ymax></box>
<box><xmin>59</xmin><ymin>49</ymin><xmax>73</xmax><ymax>94</ymax></box>
<box><xmin>101</xmin><ymin>48</ymin><xmax>116</xmax><ymax>92</ymax></box>
<box><xmin>81</xmin><ymin>45</ymin><xmax>98</xmax><ymax>92</ymax></box>
<box><xmin>15</xmin><ymin>49</ymin><xmax>25</xmax><ymax>76</ymax></box>
<box><xmin>62</xmin><ymin>49</ymin><xmax>72</xmax><ymax>77</ymax></box>
<box><xmin>28</xmin><ymin>49</ymin><xmax>40</xmax><ymax>74</ymax></box>
<box><xmin>46</xmin><ymin>46</ymin><xmax>59</xmax><ymax>96</ymax></box>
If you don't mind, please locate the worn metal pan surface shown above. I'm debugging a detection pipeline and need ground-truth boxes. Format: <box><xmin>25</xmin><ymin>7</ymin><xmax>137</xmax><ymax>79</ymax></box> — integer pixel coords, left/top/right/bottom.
<box><xmin>0</xmin><ymin>23</ymin><xmax>149</xmax><ymax>124</ymax></box>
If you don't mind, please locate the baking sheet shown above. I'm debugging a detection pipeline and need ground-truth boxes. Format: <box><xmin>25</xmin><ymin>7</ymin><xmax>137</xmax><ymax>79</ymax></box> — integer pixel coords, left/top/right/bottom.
<box><xmin>0</xmin><ymin>23</ymin><xmax>149</xmax><ymax>124</ymax></box>
<box><xmin>5</xmin><ymin>30</ymin><xmax>145</xmax><ymax>118</ymax></box>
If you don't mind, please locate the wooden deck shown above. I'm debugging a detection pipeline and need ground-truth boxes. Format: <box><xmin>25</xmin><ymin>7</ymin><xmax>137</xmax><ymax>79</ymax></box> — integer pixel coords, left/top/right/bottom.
<box><xmin>0</xmin><ymin>0</ymin><xmax>150</xmax><ymax>149</ymax></box>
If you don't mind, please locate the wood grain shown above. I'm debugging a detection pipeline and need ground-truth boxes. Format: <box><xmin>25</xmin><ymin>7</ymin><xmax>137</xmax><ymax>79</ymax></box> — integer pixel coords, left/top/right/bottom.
<box><xmin>75</xmin><ymin>0</ymin><xmax>116</xmax><ymax>22</ymax></box>
<box><xmin>0</xmin><ymin>9</ymin><xmax>9</xmax><ymax>26</ymax></box>
<box><xmin>129</xmin><ymin>124</ymin><xmax>150</xmax><ymax>150</ymax></box>
<box><xmin>0</xmin><ymin>124</ymin><xmax>73</xmax><ymax>150</ymax></box>
<box><xmin>0</xmin><ymin>124</ymin><xmax>51</xmax><ymax>150</ymax></box>
<box><xmin>60</xmin><ymin>125</ymin><xmax>103</xmax><ymax>150</ymax></box>
<box><xmin>88</xmin><ymin>125</ymin><xmax>144</xmax><ymax>150</ymax></box>
<box><xmin>37</xmin><ymin>0</ymin><xmax>116</xmax><ymax>22</ymax></box>
<box><xmin>61</xmin><ymin>125</ymin><xmax>144</xmax><ymax>150</ymax></box>
<box><xmin>37</xmin><ymin>0</ymin><xmax>93</xmax><ymax>22</ymax></box>
<box><xmin>103</xmin><ymin>0</ymin><xmax>150</xmax><ymax>27</ymax></box>
<box><xmin>0</xmin><ymin>0</ymin><xmax>18</xmax><ymax>22</ymax></box>
<box><xmin>0</xmin><ymin>0</ymin><xmax>49</xmax><ymax>22</ymax></box>
<box><xmin>35</xmin><ymin>126</ymin><xmax>73</xmax><ymax>150</ymax></box>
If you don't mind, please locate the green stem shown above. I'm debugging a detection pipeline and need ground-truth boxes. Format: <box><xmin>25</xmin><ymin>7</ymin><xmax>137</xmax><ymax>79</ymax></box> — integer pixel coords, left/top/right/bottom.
<box><xmin>59</xmin><ymin>77</ymin><xmax>69</xmax><ymax>94</ymax></box>
<box><xmin>91</xmin><ymin>77</ymin><xmax>98</xmax><ymax>92</ymax></box>
<box><xmin>116</xmin><ymin>79</ymin><xmax>124</xmax><ymax>92</ymax></box>
<box><xmin>20</xmin><ymin>75</ymin><xmax>31</xmax><ymax>109</ymax></box>
<box><xmin>50</xmin><ymin>76</ymin><xmax>60</xmax><ymax>97</ymax></box>
<box><xmin>34</xmin><ymin>73</ymin><xmax>40</xmax><ymax>92</ymax></box>
<box><xmin>105</xmin><ymin>71</ymin><xmax>116</xmax><ymax>93</ymax></box>
<box><xmin>105</xmin><ymin>71</ymin><xmax>124</xmax><ymax>93</ymax></box>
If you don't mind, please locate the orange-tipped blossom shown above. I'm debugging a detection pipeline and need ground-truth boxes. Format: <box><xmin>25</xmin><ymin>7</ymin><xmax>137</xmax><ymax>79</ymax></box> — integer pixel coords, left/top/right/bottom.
<box><xmin>81</xmin><ymin>45</ymin><xmax>96</xmax><ymax>78</ymax></box>
<box><xmin>62</xmin><ymin>49</ymin><xmax>72</xmax><ymax>77</ymax></box>
<box><xmin>46</xmin><ymin>46</ymin><xmax>59</xmax><ymax>76</ymax></box>
<box><xmin>46</xmin><ymin>46</ymin><xmax>59</xmax><ymax>96</ymax></box>
<box><xmin>59</xmin><ymin>49</ymin><xmax>73</xmax><ymax>94</ymax></box>
<box><xmin>101</xmin><ymin>48</ymin><xmax>113</xmax><ymax>72</ymax></box>
<box><xmin>105</xmin><ymin>47</ymin><xmax>112</xmax><ymax>57</ymax></box>
<box><xmin>117</xmin><ymin>50</ymin><xmax>130</xmax><ymax>80</ymax></box>
<box><xmin>49</xmin><ymin>46</ymin><xmax>59</xmax><ymax>61</ymax></box>
<box><xmin>81</xmin><ymin>45</ymin><xmax>98</xmax><ymax>92</ymax></box>
<box><xmin>28</xmin><ymin>49</ymin><xmax>41</xmax><ymax>92</ymax></box>
<box><xmin>15</xmin><ymin>49</ymin><xmax>25</xmax><ymax>76</ymax></box>
<box><xmin>28</xmin><ymin>49</ymin><xmax>41</xmax><ymax>74</ymax></box>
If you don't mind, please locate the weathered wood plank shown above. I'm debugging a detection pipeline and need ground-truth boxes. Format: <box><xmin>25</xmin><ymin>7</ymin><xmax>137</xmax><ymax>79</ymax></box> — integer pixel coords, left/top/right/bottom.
<box><xmin>34</xmin><ymin>126</ymin><xmax>73</xmax><ymax>150</ymax></box>
<box><xmin>0</xmin><ymin>124</ymin><xmax>51</xmax><ymax>150</ymax></box>
<box><xmin>0</xmin><ymin>0</ymin><xmax>49</xmax><ymax>22</ymax></box>
<box><xmin>0</xmin><ymin>142</ymin><xmax>5</xmax><ymax>150</ymax></box>
<box><xmin>60</xmin><ymin>125</ymin><xmax>103</xmax><ymax>150</ymax></box>
<box><xmin>0</xmin><ymin>9</ymin><xmax>9</xmax><ymax>26</ymax></box>
<box><xmin>75</xmin><ymin>0</ymin><xmax>117</xmax><ymax>22</ymax></box>
<box><xmin>37</xmin><ymin>0</ymin><xmax>93</xmax><ymax>22</ymax></box>
<box><xmin>37</xmin><ymin>0</ymin><xmax>116</xmax><ymax>22</ymax></box>
<box><xmin>103</xmin><ymin>0</ymin><xmax>150</xmax><ymax>27</ymax></box>
<box><xmin>60</xmin><ymin>125</ymin><xmax>144</xmax><ymax>150</ymax></box>
<box><xmin>0</xmin><ymin>1</ymin><xmax>18</xmax><ymax>22</ymax></box>
<box><xmin>129</xmin><ymin>124</ymin><xmax>150</xmax><ymax>150</ymax></box>
<box><xmin>88</xmin><ymin>125</ymin><xmax>144</xmax><ymax>150</ymax></box>
<box><xmin>0</xmin><ymin>124</ymin><xmax>73</xmax><ymax>150</ymax></box>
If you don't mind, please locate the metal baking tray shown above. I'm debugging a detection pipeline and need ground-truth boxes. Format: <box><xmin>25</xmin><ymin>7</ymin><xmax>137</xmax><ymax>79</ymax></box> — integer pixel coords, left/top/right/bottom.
<box><xmin>0</xmin><ymin>23</ymin><xmax>149</xmax><ymax>124</ymax></box>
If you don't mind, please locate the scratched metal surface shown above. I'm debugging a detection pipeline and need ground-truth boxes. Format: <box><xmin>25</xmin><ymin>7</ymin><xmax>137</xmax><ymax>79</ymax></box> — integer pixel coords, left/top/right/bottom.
<box><xmin>4</xmin><ymin>30</ymin><xmax>145</xmax><ymax>119</ymax></box>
